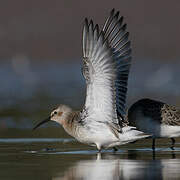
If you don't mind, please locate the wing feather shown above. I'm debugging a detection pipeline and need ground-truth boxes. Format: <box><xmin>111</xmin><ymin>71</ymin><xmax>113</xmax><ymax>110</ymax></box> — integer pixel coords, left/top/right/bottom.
<box><xmin>102</xmin><ymin>10</ymin><xmax>131</xmax><ymax>122</ymax></box>
<box><xmin>81</xmin><ymin>9</ymin><xmax>131</xmax><ymax>129</ymax></box>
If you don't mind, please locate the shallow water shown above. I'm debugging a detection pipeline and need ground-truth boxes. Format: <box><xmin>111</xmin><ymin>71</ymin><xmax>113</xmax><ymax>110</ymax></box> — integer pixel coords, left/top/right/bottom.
<box><xmin>1</xmin><ymin>137</ymin><xmax>180</xmax><ymax>180</ymax></box>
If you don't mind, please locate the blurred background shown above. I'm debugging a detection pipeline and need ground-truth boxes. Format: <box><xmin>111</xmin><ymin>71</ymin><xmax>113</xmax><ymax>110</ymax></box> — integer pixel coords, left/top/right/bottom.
<box><xmin>0</xmin><ymin>0</ymin><xmax>180</xmax><ymax>137</ymax></box>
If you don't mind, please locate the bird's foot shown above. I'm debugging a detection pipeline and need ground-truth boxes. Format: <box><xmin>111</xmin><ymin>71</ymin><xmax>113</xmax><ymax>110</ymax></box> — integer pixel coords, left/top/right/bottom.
<box><xmin>44</xmin><ymin>147</ymin><xmax>55</xmax><ymax>151</ymax></box>
<box><xmin>170</xmin><ymin>138</ymin><xmax>175</xmax><ymax>150</ymax></box>
<box><xmin>113</xmin><ymin>147</ymin><xmax>118</xmax><ymax>152</ymax></box>
<box><xmin>152</xmin><ymin>139</ymin><xmax>156</xmax><ymax>151</ymax></box>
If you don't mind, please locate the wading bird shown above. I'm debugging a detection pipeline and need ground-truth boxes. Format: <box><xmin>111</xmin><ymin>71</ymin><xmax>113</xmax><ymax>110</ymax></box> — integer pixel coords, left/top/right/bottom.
<box><xmin>128</xmin><ymin>98</ymin><xmax>180</xmax><ymax>150</ymax></box>
<box><xmin>33</xmin><ymin>9</ymin><xmax>150</xmax><ymax>151</ymax></box>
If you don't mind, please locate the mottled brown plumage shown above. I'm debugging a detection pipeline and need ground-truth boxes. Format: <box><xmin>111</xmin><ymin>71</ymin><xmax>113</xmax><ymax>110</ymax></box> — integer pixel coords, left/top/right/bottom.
<box><xmin>128</xmin><ymin>98</ymin><xmax>180</xmax><ymax>126</ymax></box>
<box><xmin>128</xmin><ymin>98</ymin><xmax>180</xmax><ymax>150</ymax></box>
<box><xmin>62</xmin><ymin>111</ymin><xmax>80</xmax><ymax>137</ymax></box>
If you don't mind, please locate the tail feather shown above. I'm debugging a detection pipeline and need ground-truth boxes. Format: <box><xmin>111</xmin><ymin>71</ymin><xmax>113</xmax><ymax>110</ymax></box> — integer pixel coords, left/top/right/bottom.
<box><xmin>120</xmin><ymin>126</ymin><xmax>151</xmax><ymax>144</ymax></box>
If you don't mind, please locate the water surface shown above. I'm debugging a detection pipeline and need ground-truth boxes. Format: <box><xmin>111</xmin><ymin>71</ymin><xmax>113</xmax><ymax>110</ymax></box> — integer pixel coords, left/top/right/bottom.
<box><xmin>1</xmin><ymin>137</ymin><xmax>180</xmax><ymax>179</ymax></box>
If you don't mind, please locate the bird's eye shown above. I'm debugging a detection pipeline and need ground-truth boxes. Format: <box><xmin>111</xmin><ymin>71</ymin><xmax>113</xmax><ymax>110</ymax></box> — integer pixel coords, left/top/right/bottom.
<box><xmin>54</xmin><ymin>111</ymin><xmax>57</xmax><ymax>115</ymax></box>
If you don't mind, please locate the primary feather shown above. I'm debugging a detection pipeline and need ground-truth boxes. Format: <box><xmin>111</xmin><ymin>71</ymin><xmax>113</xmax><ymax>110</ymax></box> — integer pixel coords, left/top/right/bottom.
<box><xmin>81</xmin><ymin>9</ymin><xmax>131</xmax><ymax>130</ymax></box>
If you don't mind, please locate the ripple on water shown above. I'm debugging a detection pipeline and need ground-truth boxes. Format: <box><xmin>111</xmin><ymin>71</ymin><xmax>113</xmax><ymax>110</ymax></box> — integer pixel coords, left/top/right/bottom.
<box><xmin>0</xmin><ymin>138</ymin><xmax>74</xmax><ymax>143</ymax></box>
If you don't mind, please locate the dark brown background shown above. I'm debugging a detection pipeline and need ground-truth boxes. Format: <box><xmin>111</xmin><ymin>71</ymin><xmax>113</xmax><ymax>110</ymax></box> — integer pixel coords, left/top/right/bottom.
<box><xmin>0</xmin><ymin>0</ymin><xmax>180</xmax><ymax>131</ymax></box>
<box><xmin>0</xmin><ymin>0</ymin><xmax>179</xmax><ymax>62</ymax></box>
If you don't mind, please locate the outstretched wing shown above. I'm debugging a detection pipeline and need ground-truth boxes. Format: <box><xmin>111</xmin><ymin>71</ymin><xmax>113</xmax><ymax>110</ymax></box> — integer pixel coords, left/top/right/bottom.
<box><xmin>103</xmin><ymin>9</ymin><xmax>131</xmax><ymax>121</ymax></box>
<box><xmin>81</xmin><ymin>9</ymin><xmax>131</xmax><ymax>129</ymax></box>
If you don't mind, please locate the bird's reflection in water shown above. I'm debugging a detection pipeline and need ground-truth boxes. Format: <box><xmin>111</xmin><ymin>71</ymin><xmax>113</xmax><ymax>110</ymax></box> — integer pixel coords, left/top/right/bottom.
<box><xmin>52</xmin><ymin>151</ymin><xmax>180</xmax><ymax>180</ymax></box>
<box><xmin>152</xmin><ymin>150</ymin><xmax>177</xmax><ymax>160</ymax></box>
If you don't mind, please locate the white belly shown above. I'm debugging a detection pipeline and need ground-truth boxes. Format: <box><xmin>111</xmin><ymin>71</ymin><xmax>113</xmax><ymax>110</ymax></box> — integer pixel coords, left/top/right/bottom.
<box><xmin>75</xmin><ymin>124</ymin><xmax>119</xmax><ymax>149</ymax></box>
<box><xmin>159</xmin><ymin>125</ymin><xmax>180</xmax><ymax>138</ymax></box>
<box><xmin>136</xmin><ymin>117</ymin><xmax>180</xmax><ymax>138</ymax></box>
<box><xmin>75</xmin><ymin>124</ymin><xmax>150</xmax><ymax>149</ymax></box>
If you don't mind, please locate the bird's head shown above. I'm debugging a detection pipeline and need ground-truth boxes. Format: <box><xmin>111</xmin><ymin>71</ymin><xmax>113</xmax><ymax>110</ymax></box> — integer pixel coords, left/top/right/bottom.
<box><xmin>33</xmin><ymin>104</ymin><xmax>72</xmax><ymax>130</ymax></box>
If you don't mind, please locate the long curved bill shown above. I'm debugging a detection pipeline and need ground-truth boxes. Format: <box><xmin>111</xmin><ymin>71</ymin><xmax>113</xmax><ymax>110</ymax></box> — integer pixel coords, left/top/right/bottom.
<box><xmin>33</xmin><ymin>116</ymin><xmax>51</xmax><ymax>130</ymax></box>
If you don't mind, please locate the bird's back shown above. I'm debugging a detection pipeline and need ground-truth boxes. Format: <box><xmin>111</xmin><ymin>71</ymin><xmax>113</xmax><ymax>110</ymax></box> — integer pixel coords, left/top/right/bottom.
<box><xmin>128</xmin><ymin>98</ymin><xmax>180</xmax><ymax>126</ymax></box>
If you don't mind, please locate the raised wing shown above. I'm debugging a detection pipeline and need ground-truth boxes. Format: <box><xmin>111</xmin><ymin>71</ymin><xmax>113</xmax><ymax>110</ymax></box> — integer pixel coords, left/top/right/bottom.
<box><xmin>103</xmin><ymin>9</ymin><xmax>131</xmax><ymax>121</ymax></box>
<box><xmin>81</xmin><ymin>9</ymin><xmax>131</xmax><ymax>129</ymax></box>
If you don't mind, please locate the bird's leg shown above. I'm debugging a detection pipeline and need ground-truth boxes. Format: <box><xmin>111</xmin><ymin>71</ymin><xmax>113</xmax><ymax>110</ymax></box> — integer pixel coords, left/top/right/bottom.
<box><xmin>113</xmin><ymin>147</ymin><xmax>118</xmax><ymax>152</ymax></box>
<box><xmin>152</xmin><ymin>138</ymin><xmax>156</xmax><ymax>151</ymax></box>
<box><xmin>171</xmin><ymin>151</ymin><xmax>176</xmax><ymax>159</ymax></box>
<box><xmin>97</xmin><ymin>144</ymin><xmax>102</xmax><ymax>153</ymax></box>
<box><xmin>98</xmin><ymin>149</ymin><xmax>102</xmax><ymax>153</ymax></box>
<box><xmin>97</xmin><ymin>153</ymin><xmax>102</xmax><ymax>160</ymax></box>
<box><xmin>152</xmin><ymin>150</ymin><xmax>156</xmax><ymax>160</ymax></box>
<box><xmin>170</xmin><ymin>138</ymin><xmax>175</xmax><ymax>150</ymax></box>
